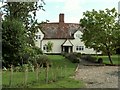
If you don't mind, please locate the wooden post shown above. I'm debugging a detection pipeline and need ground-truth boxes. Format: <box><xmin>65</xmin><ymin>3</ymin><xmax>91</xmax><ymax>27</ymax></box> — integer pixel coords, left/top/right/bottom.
<box><xmin>60</xmin><ymin>66</ymin><xmax>62</xmax><ymax>78</ymax></box>
<box><xmin>36</xmin><ymin>63</ymin><xmax>39</xmax><ymax>82</ymax></box>
<box><xmin>9</xmin><ymin>65</ymin><xmax>13</xmax><ymax>87</ymax></box>
<box><xmin>45</xmin><ymin>63</ymin><xmax>49</xmax><ymax>84</ymax></box>
<box><xmin>64</xmin><ymin>65</ymin><xmax>66</xmax><ymax>76</ymax></box>
<box><xmin>24</xmin><ymin>66</ymin><xmax>28</xmax><ymax>86</ymax></box>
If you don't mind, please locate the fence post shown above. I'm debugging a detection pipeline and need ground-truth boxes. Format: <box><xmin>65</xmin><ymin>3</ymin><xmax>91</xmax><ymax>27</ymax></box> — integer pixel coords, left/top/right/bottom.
<box><xmin>45</xmin><ymin>63</ymin><xmax>49</xmax><ymax>84</ymax></box>
<box><xmin>60</xmin><ymin>66</ymin><xmax>63</xmax><ymax>78</ymax></box>
<box><xmin>36</xmin><ymin>63</ymin><xmax>39</xmax><ymax>82</ymax></box>
<box><xmin>24</xmin><ymin>66</ymin><xmax>28</xmax><ymax>87</ymax></box>
<box><xmin>9</xmin><ymin>65</ymin><xmax>13</xmax><ymax>87</ymax></box>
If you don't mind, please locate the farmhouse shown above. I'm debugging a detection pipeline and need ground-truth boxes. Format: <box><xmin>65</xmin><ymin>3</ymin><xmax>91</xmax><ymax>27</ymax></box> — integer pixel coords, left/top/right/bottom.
<box><xmin>35</xmin><ymin>13</ymin><xmax>100</xmax><ymax>54</ymax></box>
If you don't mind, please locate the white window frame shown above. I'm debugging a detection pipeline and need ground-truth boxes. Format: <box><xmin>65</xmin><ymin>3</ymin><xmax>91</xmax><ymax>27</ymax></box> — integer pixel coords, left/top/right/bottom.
<box><xmin>76</xmin><ymin>34</ymin><xmax>81</xmax><ymax>38</ymax></box>
<box><xmin>76</xmin><ymin>46</ymin><xmax>84</xmax><ymax>51</ymax></box>
<box><xmin>43</xmin><ymin>44</ymin><xmax>47</xmax><ymax>51</ymax></box>
<box><xmin>35</xmin><ymin>35</ymin><xmax>41</xmax><ymax>40</ymax></box>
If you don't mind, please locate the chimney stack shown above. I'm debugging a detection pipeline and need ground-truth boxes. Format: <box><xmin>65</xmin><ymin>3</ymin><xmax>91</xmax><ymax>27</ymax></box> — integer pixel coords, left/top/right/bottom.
<box><xmin>59</xmin><ymin>13</ymin><xmax>64</xmax><ymax>23</ymax></box>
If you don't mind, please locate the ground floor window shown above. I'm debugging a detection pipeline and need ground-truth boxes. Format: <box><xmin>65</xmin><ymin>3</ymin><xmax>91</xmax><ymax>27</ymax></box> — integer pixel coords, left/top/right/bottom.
<box><xmin>43</xmin><ymin>45</ymin><xmax>47</xmax><ymax>50</ymax></box>
<box><xmin>76</xmin><ymin>46</ymin><xmax>84</xmax><ymax>51</ymax></box>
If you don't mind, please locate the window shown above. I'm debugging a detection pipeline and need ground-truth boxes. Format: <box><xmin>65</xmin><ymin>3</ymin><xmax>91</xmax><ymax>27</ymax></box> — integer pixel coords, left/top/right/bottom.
<box><xmin>76</xmin><ymin>46</ymin><xmax>84</xmax><ymax>51</ymax></box>
<box><xmin>35</xmin><ymin>35</ymin><xmax>41</xmax><ymax>39</ymax></box>
<box><xmin>43</xmin><ymin>45</ymin><xmax>48</xmax><ymax>51</ymax></box>
<box><xmin>43</xmin><ymin>45</ymin><xmax>47</xmax><ymax>50</ymax></box>
<box><xmin>76</xmin><ymin>34</ymin><xmax>81</xmax><ymax>38</ymax></box>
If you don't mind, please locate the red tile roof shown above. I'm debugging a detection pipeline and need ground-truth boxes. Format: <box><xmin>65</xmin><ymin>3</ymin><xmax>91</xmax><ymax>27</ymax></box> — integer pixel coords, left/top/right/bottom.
<box><xmin>40</xmin><ymin>22</ymin><xmax>80</xmax><ymax>39</ymax></box>
<box><xmin>39</xmin><ymin>14</ymin><xmax>81</xmax><ymax>39</ymax></box>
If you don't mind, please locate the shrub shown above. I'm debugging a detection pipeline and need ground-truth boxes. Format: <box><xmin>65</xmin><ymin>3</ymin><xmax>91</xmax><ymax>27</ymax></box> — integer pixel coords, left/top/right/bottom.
<box><xmin>81</xmin><ymin>55</ymin><xmax>97</xmax><ymax>63</ymax></box>
<box><xmin>76</xmin><ymin>53</ymin><xmax>82</xmax><ymax>58</ymax></box>
<box><xmin>61</xmin><ymin>52</ymin><xmax>67</xmax><ymax>57</ymax></box>
<box><xmin>65</xmin><ymin>53</ymin><xmax>80</xmax><ymax>63</ymax></box>
<box><xmin>97</xmin><ymin>58</ymin><xmax>103</xmax><ymax>64</ymax></box>
<box><xmin>33</xmin><ymin>55</ymin><xmax>51</xmax><ymax>68</ymax></box>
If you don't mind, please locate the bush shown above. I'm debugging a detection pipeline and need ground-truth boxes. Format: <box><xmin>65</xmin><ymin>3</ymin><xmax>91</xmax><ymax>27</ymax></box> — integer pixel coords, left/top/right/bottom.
<box><xmin>13</xmin><ymin>63</ymin><xmax>34</xmax><ymax>72</ymax></box>
<box><xmin>97</xmin><ymin>58</ymin><xmax>103</xmax><ymax>64</ymax></box>
<box><xmin>33</xmin><ymin>55</ymin><xmax>51</xmax><ymax>68</ymax></box>
<box><xmin>65</xmin><ymin>53</ymin><xmax>80</xmax><ymax>63</ymax></box>
<box><xmin>76</xmin><ymin>53</ymin><xmax>82</xmax><ymax>58</ymax></box>
<box><xmin>81</xmin><ymin>55</ymin><xmax>97</xmax><ymax>63</ymax></box>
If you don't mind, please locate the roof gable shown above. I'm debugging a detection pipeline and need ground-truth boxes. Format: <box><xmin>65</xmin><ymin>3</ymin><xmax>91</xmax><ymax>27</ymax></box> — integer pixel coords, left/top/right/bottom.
<box><xmin>39</xmin><ymin>13</ymin><xmax>82</xmax><ymax>39</ymax></box>
<box><xmin>62</xmin><ymin>39</ymin><xmax>73</xmax><ymax>46</ymax></box>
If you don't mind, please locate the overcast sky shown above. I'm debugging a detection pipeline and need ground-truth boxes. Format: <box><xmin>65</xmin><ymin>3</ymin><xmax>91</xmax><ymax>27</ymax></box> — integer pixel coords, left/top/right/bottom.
<box><xmin>36</xmin><ymin>0</ymin><xmax>120</xmax><ymax>23</ymax></box>
<box><xmin>0</xmin><ymin>0</ymin><xmax>120</xmax><ymax>23</ymax></box>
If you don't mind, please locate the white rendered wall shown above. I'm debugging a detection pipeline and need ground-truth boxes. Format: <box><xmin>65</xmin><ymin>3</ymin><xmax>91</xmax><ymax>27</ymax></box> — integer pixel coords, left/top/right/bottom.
<box><xmin>34</xmin><ymin>30</ymin><xmax>101</xmax><ymax>54</ymax></box>
<box><xmin>42</xmin><ymin>39</ymin><xmax>65</xmax><ymax>53</ymax></box>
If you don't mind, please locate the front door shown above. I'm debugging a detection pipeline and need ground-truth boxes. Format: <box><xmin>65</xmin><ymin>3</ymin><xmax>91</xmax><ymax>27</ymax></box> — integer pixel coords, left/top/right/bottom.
<box><xmin>62</xmin><ymin>46</ymin><xmax>73</xmax><ymax>53</ymax></box>
<box><xmin>64</xmin><ymin>46</ymin><xmax>69</xmax><ymax>53</ymax></box>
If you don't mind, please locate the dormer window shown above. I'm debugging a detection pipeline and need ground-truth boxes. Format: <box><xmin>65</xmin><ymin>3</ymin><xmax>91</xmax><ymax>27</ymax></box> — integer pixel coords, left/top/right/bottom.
<box><xmin>76</xmin><ymin>34</ymin><xmax>81</xmax><ymax>38</ymax></box>
<box><xmin>35</xmin><ymin>35</ymin><xmax>41</xmax><ymax>39</ymax></box>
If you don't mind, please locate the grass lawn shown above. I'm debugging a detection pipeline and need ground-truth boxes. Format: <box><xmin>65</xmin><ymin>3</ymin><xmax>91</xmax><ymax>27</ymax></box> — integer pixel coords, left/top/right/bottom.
<box><xmin>94</xmin><ymin>55</ymin><xmax>119</xmax><ymax>65</ymax></box>
<box><xmin>2</xmin><ymin>55</ymin><xmax>85</xmax><ymax>88</ymax></box>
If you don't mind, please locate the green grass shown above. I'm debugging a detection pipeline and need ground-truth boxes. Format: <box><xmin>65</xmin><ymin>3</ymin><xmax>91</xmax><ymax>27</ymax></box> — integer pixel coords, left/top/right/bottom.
<box><xmin>95</xmin><ymin>55</ymin><xmax>119</xmax><ymax>65</ymax></box>
<box><xmin>2</xmin><ymin>55</ymin><xmax>85</xmax><ymax>88</ymax></box>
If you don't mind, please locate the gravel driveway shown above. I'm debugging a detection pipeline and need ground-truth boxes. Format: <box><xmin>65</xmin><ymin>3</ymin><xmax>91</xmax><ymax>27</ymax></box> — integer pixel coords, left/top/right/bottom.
<box><xmin>74</xmin><ymin>65</ymin><xmax>119</xmax><ymax>88</ymax></box>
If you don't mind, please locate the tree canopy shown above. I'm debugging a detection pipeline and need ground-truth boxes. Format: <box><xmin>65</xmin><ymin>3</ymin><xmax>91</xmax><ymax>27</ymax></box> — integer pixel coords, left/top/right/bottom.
<box><xmin>80</xmin><ymin>8</ymin><xmax>120</xmax><ymax>64</ymax></box>
<box><xmin>1</xmin><ymin>1</ymin><xmax>45</xmax><ymax>67</ymax></box>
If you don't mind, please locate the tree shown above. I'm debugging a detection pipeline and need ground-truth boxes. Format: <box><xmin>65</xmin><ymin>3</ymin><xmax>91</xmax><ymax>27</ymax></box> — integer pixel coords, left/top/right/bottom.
<box><xmin>2</xmin><ymin>1</ymin><xmax>45</xmax><ymax>46</ymax></box>
<box><xmin>2</xmin><ymin>19</ymin><xmax>27</xmax><ymax>67</ymax></box>
<box><xmin>46</xmin><ymin>41</ymin><xmax>53</xmax><ymax>52</ymax></box>
<box><xmin>1</xmin><ymin>1</ymin><xmax>45</xmax><ymax>67</ymax></box>
<box><xmin>80</xmin><ymin>8</ymin><xmax>120</xmax><ymax>64</ymax></box>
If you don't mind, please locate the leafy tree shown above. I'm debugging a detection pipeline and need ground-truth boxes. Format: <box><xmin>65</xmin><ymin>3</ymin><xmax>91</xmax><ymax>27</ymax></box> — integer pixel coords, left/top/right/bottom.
<box><xmin>46</xmin><ymin>41</ymin><xmax>53</xmax><ymax>52</ymax></box>
<box><xmin>80</xmin><ymin>8</ymin><xmax>120</xmax><ymax>64</ymax></box>
<box><xmin>2</xmin><ymin>1</ymin><xmax>45</xmax><ymax>46</ymax></box>
<box><xmin>1</xmin><ymin>1</ymin><xmax>45</xmax><ymax>67</ymax></box>
<box><xmin>2</xmin><ymin>19</ymin><xmax>27</xmax><ymax>67</ymax></box>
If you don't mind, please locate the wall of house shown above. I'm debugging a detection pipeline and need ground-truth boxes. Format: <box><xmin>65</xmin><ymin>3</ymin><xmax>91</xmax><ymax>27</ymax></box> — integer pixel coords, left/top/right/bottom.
<box><xmin>34</xmin><ymin>29</ymin><xmax>44</xmax><ymax>48</ymax></box>
<box><xmin>70</xmin><ymin>39</ymin><xmax>100</xmax><ymax>54</ymax></box>
<box><xmin>42</xmin><ymin>39</ymin><xmax>65</xmax><ymax>53</ymax></box>
<box><xmin>70</xmin><ymin>30</ymin><xmax>101</xmax><ymax>54</ymax></box>
<box><xmin>34</xmin><ymin>30</ymin><xmax>101</xmax><ymax>54</ymax></box>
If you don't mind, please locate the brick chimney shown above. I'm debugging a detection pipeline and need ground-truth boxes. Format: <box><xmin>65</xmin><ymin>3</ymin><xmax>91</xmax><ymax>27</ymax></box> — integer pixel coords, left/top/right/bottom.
<box><xmin>59</xmin><ymin>13</ymin><xmax>64</xmax><ymax>23</ymax></box>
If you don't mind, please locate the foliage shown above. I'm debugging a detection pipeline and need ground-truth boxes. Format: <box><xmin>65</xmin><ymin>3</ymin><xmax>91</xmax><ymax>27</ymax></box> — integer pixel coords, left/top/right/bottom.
<box><xmin>81</xmin><ymin>55</ymin><xmax>97</xmax><ymax>63</ymax></box>
<box><xmin>65</xmin><ymin>53</ymin><xmax>80</xmax><ymax>63</ymax></box>
<box><xmin>46</xmin><ymin>41</ymin><xmax>53</xmax><ymax>52</ymax></box>
<box><xmin>97</xmin><ymin>58</ymin><xmax>103</xmax><ymax>64</ymax></box>
<box><xmin>2</xmin><ymin>55</ymin><xmax>85</xmax><ymax>88</ymax></box>
<box><xmin>14</xmin><ymin>63</ymin><xmax>34</xmax><ymax>72</ymax></box>
<box><xmin>2</xmin><ymin>19</ymin><xmax>27</xmax><ymax>67</ymax></box>
<box><xmin>94</xmin><ymin>55</ymin><xmax>119</xmax><ymax>65</ymax></box>
<box><xmin>22</xmin><ymin>46</ymin><xmax>43</xmax><ymax>64</ymax></box>
<box><xmin>80</xmin><ymin>8</ymin><xmax>120</xmax><ymax>64</ymax></box>
<box><xmin>1</xmin><ymin>1</ymin><xmax>45</xmax><ymax>67</ymax></box>
<box><xmin>33</xmin><ymin>54</ymin><xmax>51</xmax><ymax>68</ymax></box>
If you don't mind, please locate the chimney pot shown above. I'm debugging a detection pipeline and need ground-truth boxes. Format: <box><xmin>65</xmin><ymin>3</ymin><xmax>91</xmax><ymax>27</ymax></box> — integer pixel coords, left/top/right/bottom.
<box><xmin>59</xmin><ymin>13</ymin><xmax>64</xmax><ymax>23</ymax></box>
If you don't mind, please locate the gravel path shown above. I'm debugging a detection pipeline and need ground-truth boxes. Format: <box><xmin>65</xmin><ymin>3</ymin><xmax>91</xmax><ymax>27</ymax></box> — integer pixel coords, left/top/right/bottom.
<box><xmin>74</xmin><ymin>65</ymin><xmax>119</xmax><ymax>88</ymax></box>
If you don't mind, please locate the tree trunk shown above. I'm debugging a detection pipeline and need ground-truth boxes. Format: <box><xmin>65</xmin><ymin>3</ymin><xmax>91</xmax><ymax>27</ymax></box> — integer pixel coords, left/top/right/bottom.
<box><xmin>107</xmin><ymin>48</ymin><xmax>113</xmax><ymax>65</ymax></box>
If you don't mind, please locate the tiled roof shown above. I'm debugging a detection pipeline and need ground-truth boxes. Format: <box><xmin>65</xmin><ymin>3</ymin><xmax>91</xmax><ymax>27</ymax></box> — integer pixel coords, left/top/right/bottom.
<box><xmin>40</xmin><ymin>22</ymin><xmax>80</xmax><ymax>39</ymax></box>
<box><xmin>39</xmin><ymin>13</ymin><xmax>81</xmax><ymax>39</ymax></box>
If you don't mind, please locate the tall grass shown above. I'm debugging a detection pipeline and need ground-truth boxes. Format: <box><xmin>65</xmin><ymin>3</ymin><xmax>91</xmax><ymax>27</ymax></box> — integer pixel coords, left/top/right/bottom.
<box><xmin>2</xmin><ymin>55</ymin><xmax>85</xmax><ymax>88</ymax></box>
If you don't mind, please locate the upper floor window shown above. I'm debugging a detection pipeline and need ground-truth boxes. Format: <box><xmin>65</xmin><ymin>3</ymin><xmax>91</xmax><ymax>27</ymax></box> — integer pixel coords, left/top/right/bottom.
<box><xmin>35</xmin><ymin>35</ymin><xmax>41</xmax><ymax>39</ymax></box>
<box><xmin>76</xmin><ymin>34</ymin><xmax>81</xmax><ymax>38</ymax></box>
<box><xmin>76</xmin><ymin>46</ymin><xmax>84</xmax><ymax>51</ymax></box>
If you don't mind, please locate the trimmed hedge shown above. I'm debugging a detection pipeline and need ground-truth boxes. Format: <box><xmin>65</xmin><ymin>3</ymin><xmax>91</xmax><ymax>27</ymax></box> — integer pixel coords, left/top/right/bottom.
<box><xmin>81</xmin><ymin>55</ymin><xmax>97</xmax><ymax>63</ymax></box>
<box><xmin>64</xmin><ymin>53</ymin><xmax>80</xmax><ymax>63</ymax></box>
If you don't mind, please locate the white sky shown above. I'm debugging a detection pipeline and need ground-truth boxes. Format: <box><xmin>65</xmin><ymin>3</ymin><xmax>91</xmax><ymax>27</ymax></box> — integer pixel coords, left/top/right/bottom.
<box><xmin>36</xmin><ymin>0</ymin><xmax>120</xmax><ymax>23</ymax></box>
<box><xmin>0</xmin><ymin>0</ymin><xmax>120</xmax><ymax>23</ymax></box>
